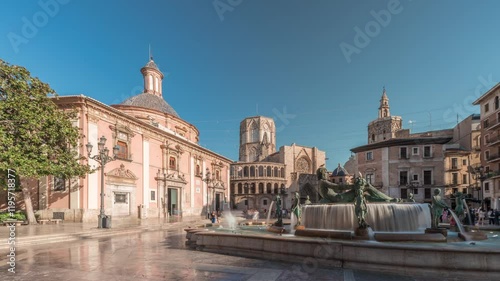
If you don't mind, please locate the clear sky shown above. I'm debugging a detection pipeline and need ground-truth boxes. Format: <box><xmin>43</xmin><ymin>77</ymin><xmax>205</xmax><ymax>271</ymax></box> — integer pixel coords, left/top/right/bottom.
<box><xmin>2</xmin><ymin>0</ymin><xmax>500</xmax><ymax>170</ymax></box>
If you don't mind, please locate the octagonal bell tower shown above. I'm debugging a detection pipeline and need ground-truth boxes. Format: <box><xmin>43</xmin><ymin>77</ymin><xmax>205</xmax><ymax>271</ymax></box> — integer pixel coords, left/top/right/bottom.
<box><xmin>239</xmin><ymin>116</ymin><xmax>276</xmax><ymax>162</ymax></box>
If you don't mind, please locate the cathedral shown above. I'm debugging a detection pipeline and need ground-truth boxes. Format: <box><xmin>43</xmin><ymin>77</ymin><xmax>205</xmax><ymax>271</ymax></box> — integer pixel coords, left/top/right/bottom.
<box><xmin>230</xmin><ymin>116</ymin><xmax>326</xmax><ymax>213</ymax></box>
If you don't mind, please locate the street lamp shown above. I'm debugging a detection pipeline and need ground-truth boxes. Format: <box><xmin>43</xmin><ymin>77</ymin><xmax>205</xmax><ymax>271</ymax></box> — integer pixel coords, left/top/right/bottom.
<box><xmin>470</xmin><ymin>165</ymin><xmax>487</xmax><ymax>208</ymax></box>
<box><xmin>86</xmin><ymin>136</ymin><xmax>119</xmax><ymax>229</ymax></box>
<box><xmin>202</xmin><ymin>168</ymin><xmax>212</xmax><ymax>219</ymax></box>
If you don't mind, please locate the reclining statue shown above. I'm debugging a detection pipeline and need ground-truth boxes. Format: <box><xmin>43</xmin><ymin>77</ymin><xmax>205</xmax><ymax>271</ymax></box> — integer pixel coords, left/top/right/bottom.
<box><xmin>316</xmin><ymin>165</ymin><xmax>399</xmax><ymax>203</ymax></box>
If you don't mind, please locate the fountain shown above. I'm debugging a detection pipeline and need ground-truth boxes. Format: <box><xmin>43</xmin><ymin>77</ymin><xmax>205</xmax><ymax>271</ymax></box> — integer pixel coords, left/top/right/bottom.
<box><xmin>185</xmin><ymin>167</ymin><xmax>500</xmax><ymax>279</ymax></box>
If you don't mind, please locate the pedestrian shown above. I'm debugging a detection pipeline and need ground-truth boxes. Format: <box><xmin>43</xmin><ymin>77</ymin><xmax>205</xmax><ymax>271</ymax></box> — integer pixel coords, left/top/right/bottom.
<box><xmin>488</xmin><ymin>209</ymin><xmax>495</xmax><ymax>225</ymax></box>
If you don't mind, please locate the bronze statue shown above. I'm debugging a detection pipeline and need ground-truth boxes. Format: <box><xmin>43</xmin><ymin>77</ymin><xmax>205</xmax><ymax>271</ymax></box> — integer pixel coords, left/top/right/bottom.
<box><xmin>291</xmin><ymin>192</ymin><xmax>302</xmax><ymax>227</ymax></box>
<box><xmin>431</xmin><ymin>188</ymin><xmax>448</xmax><ymax>228</ymax></box>
<box><xmin>354</xmin><ymin>177</ymin><xmax>369</xmax><ymax>228</ymax></box>
<box><xmin>317</xmin><ymin>167</ymin><xmax>398</xmax><ymax>203</ymax></box>
<box><xmin>454</xmin><ymin>192</ymin><xmax>465</xmax><ymax>220</ymax></box>
<box><xmin>274</xmin><ymin>195</ymin><xmax>283</xmax><ymax>227</ymax></box>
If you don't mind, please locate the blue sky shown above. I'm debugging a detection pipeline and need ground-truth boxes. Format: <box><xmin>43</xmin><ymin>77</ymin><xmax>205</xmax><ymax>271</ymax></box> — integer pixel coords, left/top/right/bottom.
<box><xmin>1</xmin><ymin>0</ymin><xmax>500</xmax><ymax>169</ymax></box>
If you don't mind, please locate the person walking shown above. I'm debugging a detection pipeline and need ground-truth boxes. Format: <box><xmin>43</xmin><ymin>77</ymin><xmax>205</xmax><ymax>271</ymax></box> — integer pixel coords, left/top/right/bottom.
<box><xmin>477</xmin><ymin>208</ymin><xmax>485</xmax><ymax>226</ymax></box>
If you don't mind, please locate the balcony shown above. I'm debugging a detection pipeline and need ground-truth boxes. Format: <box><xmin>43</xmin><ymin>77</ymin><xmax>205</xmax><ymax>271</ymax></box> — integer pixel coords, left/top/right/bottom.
<box><xmin>446</xmin><ymin>165</ymin><xmax>461</xmax><ymax>171</ymax></box>
<box><xmin>486</xmin><ymin>153</ymin><xmax>500</xmax><ymax>163</ymax></box>
<box><xmin>486</xmin><ymin>170</ymin><xmax>500</xmax><ymax>179</ymax></box>
<box><xmin>486</xmin><ymin>119</ymin><xmax>500</xmax><ymax>131</ymax></box>
<box><xmin>486</xmin><ymin>135</ymin><xmax>500</xmax><ymax>147</ymax></box>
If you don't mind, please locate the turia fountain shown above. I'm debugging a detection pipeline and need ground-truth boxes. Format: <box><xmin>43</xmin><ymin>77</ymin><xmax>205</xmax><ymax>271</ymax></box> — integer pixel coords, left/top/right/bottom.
<box><xmin>185</xmin><ymin>166</ymin><xmax>500</xmax><ymax>280</ymax></box>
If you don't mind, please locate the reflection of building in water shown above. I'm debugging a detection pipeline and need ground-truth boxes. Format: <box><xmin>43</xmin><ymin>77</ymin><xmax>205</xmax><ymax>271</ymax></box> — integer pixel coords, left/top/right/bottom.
<box><xmin>231</xmin><ymin>116</ymin><xmax>326</xmax><ymax>211</ymax></box>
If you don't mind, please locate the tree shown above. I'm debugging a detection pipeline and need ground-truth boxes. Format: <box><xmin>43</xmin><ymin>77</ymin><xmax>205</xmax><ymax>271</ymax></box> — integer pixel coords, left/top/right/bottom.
<box><xmin>0</xmin><ymin>59</ymin><xmax>90</xmax><ymax>224</ymax></box>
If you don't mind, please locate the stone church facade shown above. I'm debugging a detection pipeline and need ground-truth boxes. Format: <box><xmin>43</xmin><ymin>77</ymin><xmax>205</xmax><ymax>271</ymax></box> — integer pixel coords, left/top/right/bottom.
<box><xmin>230</xmin><ymin>116</ymin><xmax>326</xmax><ymax>213</ymax></box>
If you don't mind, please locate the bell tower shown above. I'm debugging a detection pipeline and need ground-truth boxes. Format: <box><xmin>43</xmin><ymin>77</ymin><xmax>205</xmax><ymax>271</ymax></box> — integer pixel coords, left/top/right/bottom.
<box><xmin>378</xmin><ymin>87</ymin><xmax>390</xmax><ymax>118</ymax></box>
<box><xmin>367</xmin><ymin>88</ymin><xmax>402</xmax><ymax>144</ymax></box>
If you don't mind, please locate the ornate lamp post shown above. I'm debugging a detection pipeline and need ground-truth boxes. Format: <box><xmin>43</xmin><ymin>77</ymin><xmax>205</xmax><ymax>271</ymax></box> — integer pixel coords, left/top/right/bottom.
<box><xmin>202</xmin><ymin>168</ymin><xmax>213</xmax><ymax>219</ymax></box>
<box><xmin>471</xmin><ymin>166</ymin><xmax>487</xmax><ymax>208</ymax></box>
<box><xmin>86</xmin><ymin>136</ymin><xmax>119</xmax><ymax>229</ymax></box>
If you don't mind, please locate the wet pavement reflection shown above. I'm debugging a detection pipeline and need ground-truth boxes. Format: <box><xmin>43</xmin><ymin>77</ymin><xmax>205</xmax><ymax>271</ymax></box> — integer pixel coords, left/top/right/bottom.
<box><xmin>1</xmin><ymin>226</ymin><xmax>455</xmax><ymax>281</ymax></box>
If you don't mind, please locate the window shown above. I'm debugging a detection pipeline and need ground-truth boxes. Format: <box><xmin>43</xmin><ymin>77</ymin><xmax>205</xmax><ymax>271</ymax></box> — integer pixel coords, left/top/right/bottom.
<box><xmin>150</xmin><ymin>190</ymin><xmax>156</xmax><ymax>201</ymax></box>
<box><xmin>462</xmin><ymin>174</ymin><xmax>467</xmax><ymax>184</ymax></box>
<box><xmin>339</xmin><ymin>178</ymin><xmax>343</xmax><ymax>183</ymax></box>
<box><xmin>424</xmin><ymin>188</ymin><xmax>431</xmax><ymax>199</ymax></box>
<box><xmin>366</xmin><ymin>174</ymin><xmax>374</xmax><ymax>184</ymax></box>
<box><xmin>401</xmin><ymin>188</ymin><xmax>408</xmax><ymax>199</ymax></box>
<box><xmin>413</xmin><ymin>188</ymin><xmax>418</xmax><ymax>195</ymax></box>
<box><xmin>423</xmin><ymin>146</ymin><xmax>432</xmax><ymax>158</ymax></box>
<box><xmin>116</xmin><ymin>140</ymin><xmax>128</xmax><ymax>159</ymax></box>
<box><xmin>412</xmin><ymin>174</ymin><xmax>419</xmax><ymax>182</ymax></box>
<box><xmin>244</xmin><ymin>199</ymin><xmax>248</xmax><ymax>206</ymax></box>
<box><xmin>451</xmin><ymin>158</ymin><xmax>458</xmax><ymax>169</ymax></box>
<box><xmin>263</xmin><ymin>199</ymin><xmax>268</xmax><ymax>206</ymax></box>
<box><xmin>484</xmin><ymin>119</ymin><xmax>489</xmax><ymax>128</ymax></box>
<box><xmin>110</xmin><ymin>126</ymin><xmax>135</xmax><ymax>160</ymax></box>
<box><xmin>485</xmin><ymin>182</ymin><xmax>490</xmax><ymax>192</ymax></box>
<box><xmin>423</xmin><ymin>170</ymin><xmax>432</xmax><ymax>185</ymax></box>
<box><xmin>412</xmin><ymin>147</ymin><xmax>419</xmax><ymax>155</ymax></box>
<box><xmin>332</xmin><ymin>178</ymin><xmax>336</xmax><ymax>183</ymax></box>
<box><xmin>366</xmin><ymin>151</ymin><xmax>373</xmax><ymax>161</ymax></box>
<box><xmin>371</xmin><ymin>134</ymin><xmax>375</xmax><ymax>142</ymax></box>
<box><xmin>169</xmin><ymin>157</ymin><xmax>176</xmax><ymax>170</ymax></box>
<box><xmin>496</xmin><ymin>96</ymin><xmax>500</xmax><ymax>110</ymax></box>
<box><xmin>400</xmin><ymin>147</ymin><xmax>408</xmax><ymax>159</ymax></box>
<box><xmin>196</xmin><ymin>164</ymin><xmax>201</xmax><ymax>176</ymax></box>
<box><xmin>485</xmin><ymin>151</ymin><xmax>490</xmax><ymax>161</ymax></box>
<box><xmin>216</xmin><ymin>170</ymin><xmax>220</xmax><ymax>180</ymax></box>
<box><xmin>485</xmin><ymin>103</ymin><xmax>490</xmax><ymax>113</ymax></box>
<box><xmin>452</xmin><ymin>173</ymin><xmax>458</xmax><ymax>185</ymax></box>
<box><xmin>54</xmin><ymin>177</ymin><xmax>66</xmax><ymax>191</ymax></box>
<box><xmin>399</xmin><ymin>171</ymin><xmax>408</xmax><ymax>185</ymax></box>
<box><xmin>114</xmin><ymin>193</ymin><xmax>127</xmax><ymax>203</ymax></box>
<box><xmin>462</xmin><ymin>159</ymin><xmax>467</xmax><ymax>166</ymax></box>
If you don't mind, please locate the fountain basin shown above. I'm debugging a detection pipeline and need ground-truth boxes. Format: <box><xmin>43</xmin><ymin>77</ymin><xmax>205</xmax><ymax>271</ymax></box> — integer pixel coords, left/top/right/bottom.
<box><xmin>189</xmin><ymin>230</ymin><xmax>500</xmax><ymax>280</ymax></box>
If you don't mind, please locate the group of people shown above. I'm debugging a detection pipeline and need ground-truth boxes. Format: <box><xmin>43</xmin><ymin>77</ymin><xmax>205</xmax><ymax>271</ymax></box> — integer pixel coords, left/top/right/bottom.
<box><xmin>470</xmin><ymin>207</ymin><xmax>500</xmax><ymax>226</ymax></box>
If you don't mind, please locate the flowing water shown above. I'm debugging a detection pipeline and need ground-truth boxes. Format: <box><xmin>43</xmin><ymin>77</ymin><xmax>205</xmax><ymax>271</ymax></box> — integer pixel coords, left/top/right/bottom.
<box><xmin>266</xmin><ymin>201</ymin><xmax>275</xmax><ymax>225</ymax></box>
<box><xmin>448</xmin><ymin>209</ymin><xmax>466</xmax><ymax>235</ymax></box>
<box><xmin>302</xmin><ymin>203</ymin><xmax>431</xmax><ymax>232</ymax></box>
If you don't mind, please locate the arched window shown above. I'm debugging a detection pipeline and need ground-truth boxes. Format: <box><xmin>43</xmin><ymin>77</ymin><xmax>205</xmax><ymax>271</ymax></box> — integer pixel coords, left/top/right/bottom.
<box><xmin>273</xmin><ymin>183</ymin><xmax>279</xmax><ymax>194</ymax></box>
<box><xmin>216</xmin><ymin>170</ymin><xmax>220</xmax><ymax>180</ymax></box>
<box><xmin>371</xmin><ymin>134</ymin><xmax>375</xmax><ymax>142</ymax></box>
<box><xmin>274</xmin><ymin>167</ymin><xmax>278</xmax><ymax>177</ymax></box>
<box><xmin>196</xmin><ymin>164</ymin><xmax>201</xmax><ymax>176</ymax></box>
<box><xmin>280</xmin><ymin>168</ymin><xmax>285</xmax><ymax>178</ymax></box>
<box><xmin>250</xmin><ymin>166</ymin><xmax>255</xmax><ymax>177</ymax></box>
<box><xmin>148</xmin><ymin>75</ymin><xmax>153</xmax><ymax>90</ymax></box>
<box><xmin>243</xmin><ymin>166</ymin><xmax>249</xmax><ymax>177</ymax></box>
<box><xmin>496</xmin><ymin>96</ymin><xmax>499</xmax><ymax>110</ymax></box>
<box><xmin>231</xmin><ymin>184</ymin><xmax>235</xmax><ymax>195</ymax></box>
<box><xmin>250</xmin><ymin>183</ymin><xmax>256</xmax><ymax>194</ymax></box>
<box><xmin>258</xmin><ymin>183</ymin><xmax>264</xmax><ymax>193</ymax></box>
<box><xmin>244</xmin><ymin>183</ymin><xmax>249</xmax><ymax>194</ymax></box>
<box><xmin>266</xmin><ymin>183</ymin><xmax>272</xmax><ymax>193</ymax></box>
<box><xmin>238</xmin><ymin>183</ymin><xmax>242</xmax><ymax>194</ymax></box>
<box><xmin>258</xmin><ymin>166</ymin><xmax>264</xmax><ymax>177</ymax></box>
<box><xmin>169</xmin><ymin>157</ymin><xmax>176</xmax><ymax>170</ymax></box>
<box><xmin>267</xmin><ymin>166</ymin><xmax>272</xmax><ymax>177</ymax></box>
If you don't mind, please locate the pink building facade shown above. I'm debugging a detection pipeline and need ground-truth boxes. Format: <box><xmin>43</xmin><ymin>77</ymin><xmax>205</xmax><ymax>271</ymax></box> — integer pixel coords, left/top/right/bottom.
<box><xmin>0</xmin><ymin>58</ymin><xmax>231</xmax><ymax>222</ymax></box>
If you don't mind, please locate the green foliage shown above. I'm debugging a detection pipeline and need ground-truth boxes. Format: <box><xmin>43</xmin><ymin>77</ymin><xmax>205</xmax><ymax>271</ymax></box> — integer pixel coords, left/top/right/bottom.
<box><xmin>0</xmin><ymin>211</ymin><xmax>26</xmax><ymax>222</ymax></box>
<box><xmin>0</xmin><ymin>59</ymin><xmax>90</xmax><ymax>179</ymax></box>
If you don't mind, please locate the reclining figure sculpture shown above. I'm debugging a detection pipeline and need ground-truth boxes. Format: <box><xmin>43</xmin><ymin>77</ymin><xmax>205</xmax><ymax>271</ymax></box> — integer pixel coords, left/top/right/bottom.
<box><xmin>316</xmin><ymin>165</ymin><xmax>399</xmax><ymax>203</ymax></box>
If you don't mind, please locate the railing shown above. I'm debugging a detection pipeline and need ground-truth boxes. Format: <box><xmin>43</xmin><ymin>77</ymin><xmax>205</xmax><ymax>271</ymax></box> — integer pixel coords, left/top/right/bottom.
<box><xmin>486</xmin><ymin>154</ymin><xmax>500</xmax><ymax>162</ymax></box>
<box><xmin>486</xmin><ymin>118</ymin><xmax>500</xmax><ymax>131</ymax></box>
<box><xmin>485</xmin><ymin>135</ymin><xmax>500</xmax><ymax>146</ymax></box>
